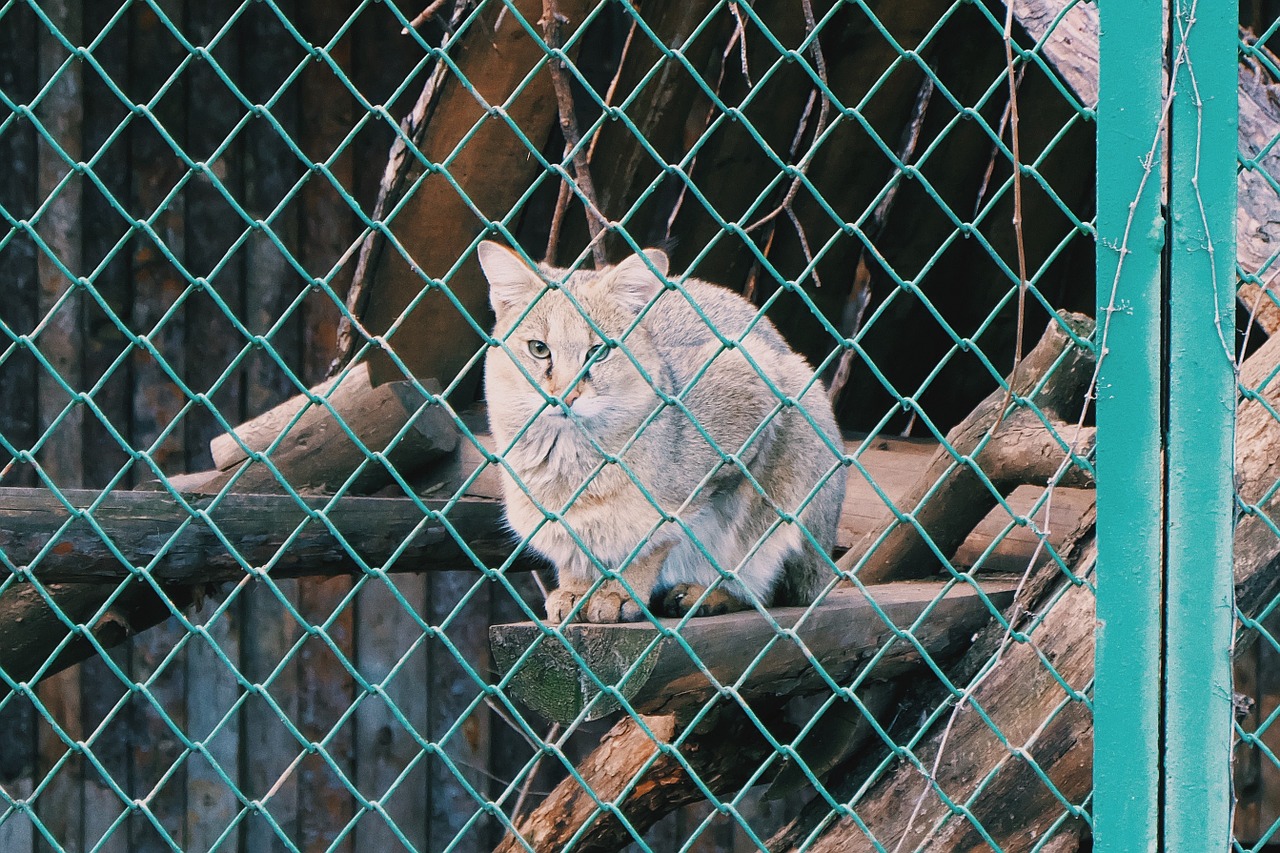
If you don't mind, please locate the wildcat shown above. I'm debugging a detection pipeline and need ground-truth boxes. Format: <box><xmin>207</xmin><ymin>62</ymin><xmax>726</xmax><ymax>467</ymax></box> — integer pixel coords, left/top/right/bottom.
<box><xmin>479</xmin><ymin>241</ymin><xmax>847</xmax><ymax>623</ymax></box>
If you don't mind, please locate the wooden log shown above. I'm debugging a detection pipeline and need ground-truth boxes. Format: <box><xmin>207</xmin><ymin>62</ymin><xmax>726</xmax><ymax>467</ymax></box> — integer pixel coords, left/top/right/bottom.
<box><xmin>490</xmin><ymin>579</ymin><xmax>1017</xmax><ymax>725</ymax></box>
<box><xmin>844</xmin><ymin>312</ymin><xmax>1095</xmax><ymax>585</ymax></box>
<box><xmin>0</xmin><ymin>488</ymin><xmax>527</xmax><ymax>585</ymax></box>
<box><xmin>494</xmin><ymin>707</ymin><xmax>787</xmax><ymax>853</ymax></box>
<box><xmin>206</xmin><ymin>361</ymin><xmax>458</xmax><ymax>494</ymax></box>
<box><xmin>1014</xmin><ymin>0</ymin><xmax>1280</xmax><ymax>336</ymax></box>
<box><xmin>337</xmin><ymin>0</ymin><xmax>593</xmax><ymax>393</ymax></box>
<box><xmin>0</xmin><ymin>578</ymin><xmax>201</xmax><ymax>685</ymax></box>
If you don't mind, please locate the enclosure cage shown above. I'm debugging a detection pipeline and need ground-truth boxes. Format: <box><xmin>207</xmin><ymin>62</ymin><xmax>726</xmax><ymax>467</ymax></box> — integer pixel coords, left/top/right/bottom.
<box><xmin>0</xmin><ymin>0</ymin><xmax>1272</xmax><ymax>850</ymax></box>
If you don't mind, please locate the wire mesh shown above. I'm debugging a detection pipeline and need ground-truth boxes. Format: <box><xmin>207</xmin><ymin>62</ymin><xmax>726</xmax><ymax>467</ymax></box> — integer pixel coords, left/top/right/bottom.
<box><xmin>0</xmin><ymin>0</ymin><xmax>1219</xmax><ymax>850</ymax></box>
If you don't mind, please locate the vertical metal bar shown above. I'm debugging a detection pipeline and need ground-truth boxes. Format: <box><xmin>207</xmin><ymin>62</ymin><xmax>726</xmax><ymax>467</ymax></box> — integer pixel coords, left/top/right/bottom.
<box><xmin>1164</xmin><ymin>0</ymin><xmax>1238</xmax><ymax>846</ymax></box>
<box><xmin>1094</xmin><ymin>1</ymin><xmax>1166</xmax><ymax>849</ymax></box>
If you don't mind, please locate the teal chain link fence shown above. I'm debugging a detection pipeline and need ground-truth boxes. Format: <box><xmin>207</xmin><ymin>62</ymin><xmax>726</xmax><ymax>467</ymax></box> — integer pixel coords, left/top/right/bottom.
<box><xmin>0</xmin><ymin>0</ymin><xmax>1265</xmax><ymax>850</ymax></box>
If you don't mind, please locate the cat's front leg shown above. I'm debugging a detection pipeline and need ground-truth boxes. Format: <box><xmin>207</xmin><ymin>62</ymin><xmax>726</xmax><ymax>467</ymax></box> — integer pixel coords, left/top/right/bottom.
<box><xmin>579</xmin><ymin>539</ymin><xmax>676</xmax><ymax>623</ymax></box>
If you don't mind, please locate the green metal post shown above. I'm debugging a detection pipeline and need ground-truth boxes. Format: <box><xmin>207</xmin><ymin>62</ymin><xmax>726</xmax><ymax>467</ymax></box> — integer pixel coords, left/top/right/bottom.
<box><xmin>1164</xmin><ymin>0</ymin><xmax>1237</xmax><ymax>846</ymax></box>
<box><xmin>1094</xmin><ymin>2</ymin><xmax>1166</xmax><ymax>849</ymax></box>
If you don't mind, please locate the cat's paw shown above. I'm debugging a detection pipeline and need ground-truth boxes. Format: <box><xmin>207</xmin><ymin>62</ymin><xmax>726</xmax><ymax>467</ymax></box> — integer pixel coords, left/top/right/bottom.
<box><xmin>659</xmin><ymin>583</ymin><xmax>746</xmax><ymax>617</ymax></box>
<box><xmin>545</xmin><ymin>588</ymin><xmax>583</xmax><ymax>623</ymax></box>
<box><xmin>582</xmin><ymin>580</ymin><xmax>644</xmax><ymax>623</ymax></box>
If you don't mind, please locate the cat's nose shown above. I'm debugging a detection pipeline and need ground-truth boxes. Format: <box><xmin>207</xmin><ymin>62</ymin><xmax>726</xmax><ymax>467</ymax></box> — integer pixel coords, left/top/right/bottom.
<box><xmin>562</xmin><ymin>386</ymin><xmax>582</xmax><ymax>407</ymax></box>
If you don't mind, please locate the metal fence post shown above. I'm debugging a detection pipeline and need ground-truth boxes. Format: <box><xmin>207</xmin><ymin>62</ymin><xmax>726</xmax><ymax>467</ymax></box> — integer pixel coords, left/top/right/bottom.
<box><xmin>1164</xmin><ymin>0</ymin><xmax>1237</xmax><ymax>846</ymax></box>
<box><xmin>1096</xmin><ymin>0</ymin><xmax>1238</xmax><ymax>848</ymax></box>
<box><xmin>1094</xmin><ymin>2</ymin><xmax>1166</xmax><ymax>849</ymax></box>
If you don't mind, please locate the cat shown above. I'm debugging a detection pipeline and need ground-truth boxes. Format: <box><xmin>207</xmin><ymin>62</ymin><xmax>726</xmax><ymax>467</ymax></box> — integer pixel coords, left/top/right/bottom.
<box><xmin>479</xmin><ymin>241</ymin><xmax>848</xmax><ymax>623</ymax></box>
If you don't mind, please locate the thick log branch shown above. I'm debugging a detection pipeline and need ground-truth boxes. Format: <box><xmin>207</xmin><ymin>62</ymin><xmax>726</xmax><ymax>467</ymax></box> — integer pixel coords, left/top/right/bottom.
<box><xmin>494</xmin><ymin>707</ymin><xmax>786</xmax><ymax>853</ymax></box>
<box><xmin>491</xmin><ymin>580</ymin><xmax>1016</xmax><ymax>724</ymax></box>
<box><xmin>844</xmin><ymin>312</ymin><xmax>1095</xmax><ymax>585</ymax></box>
<box><xmin>0</xmin><ymin>580</ymin><xmax>204</xmax><ymax>684</ymax></box>
<box><xmin>0</xmin><ymin>488</ymin><xmax>530</xmax><ymax>585</ymax></box>
<box><xmin>206</xmin><ymin>362</ymin><xmax>457</xmax><ymax>495</ymax></box>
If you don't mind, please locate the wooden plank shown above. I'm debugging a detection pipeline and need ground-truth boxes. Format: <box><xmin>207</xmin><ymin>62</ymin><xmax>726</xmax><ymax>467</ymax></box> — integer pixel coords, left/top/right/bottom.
<box><xmin>127</xmin><ymin>608</ymin><xmax>188</xmax><ymax>852</ymax></box>
<box><xmin>182</xmin><ymin>2</ymin><xmax>246</xmax><ymax>843</ymax></box>
<box><xmin>353</xmin><ymin>573</ymin><xmax>429</xmax><ymax>850</ymax></box>
<box><xmin>32</xmin><ymin>7</ymin><xmax>86</xmax><ymax>848</ymax></box>
<box><xmin>428</xmin><ymin>572</ymin><xmax>492</xmax><ymax>852</ymax></box>
<box><xmin>235</xmin><ymin>8</ymin><xmax>305</xmax><ymax>847</ymax></box>
<box><xmin>0</xmin><ymin>0</ymin><xmax>40</xmax><ymax>492</ymax></box>
<box><xmin>35</xmin><ymin>666</ymin><xmax>83</xmax><ymax>853</ymax></box>
<box><xmin>79</xmin><ymin>0</ymin><xmax>135</xmax><ymax>490</ymax></box>
<box><xmin>296</xmin><ymin>0</ymin><xmax>359</xmax><ymax>390</ymax></box>
<box><xmin>0</xmin><ymin>694</ymin><xmax>35</xmax><ymax>852</ymax></box>
<box><xmin>127</xmin><ymin>0</ymin><xmax>189</xmax><ymax>482</ymax></box>
<box><xmin>34</xmin><ymin>0</ymin><xmax>84</xmax><ymax>490</ymax></box>
<box><xmin>295</xmin><ymin>576</ymin><xmax>356</xmax><ymax>853</ymax></box>
<box><xmin>277</xmin><ymin>9</ymin><xmax>360</xmax><ymax>842</ymax></box>
<box><xmin>182</xmin><ymin>0</ymin><xmax>247</xmax><ymax>476</ymax></box>
<box><xmin>80</xmin><ymin>647</ymin><xmax>131</xmax><ymax>853</ymax></box>
<box><xmin>184</xmin><ymin>598</ymin><xmax>242</xmax><ymax>853</ymax></box>
<box><xmin>0</xmin><ymin>778</ymin><xmax>35</xmax><ymax>853</ymax></box>
<box><xmin>241</xmin><ymin>0</ymin><xmax>302</xmax><ymax>422</ymax></box>
<box><xmin>490</xmin><ymin>579</ymin><xmax>1018</xmax><ymax>725</ymax></box>
<box><xmin>240</xmin><ymin>578</ymin><xmax>302</xmax><ymax>852</ymax></box>
<box><xmin>123</xmin><ymin>0</ymin><xmax>189</xmax><ymax>773</ymax></box>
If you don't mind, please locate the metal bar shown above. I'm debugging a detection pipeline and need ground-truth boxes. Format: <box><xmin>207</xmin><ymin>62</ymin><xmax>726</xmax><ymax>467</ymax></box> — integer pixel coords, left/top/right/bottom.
<box><xmin>1163</xmin><ymin>0</ymin><xmax>1238</xmax><ymax>846</ymax></box>
<box><xmin>1093</xmin><ymin>0</ymin><xmax>1167</xmax><ymax>848</ymax></box>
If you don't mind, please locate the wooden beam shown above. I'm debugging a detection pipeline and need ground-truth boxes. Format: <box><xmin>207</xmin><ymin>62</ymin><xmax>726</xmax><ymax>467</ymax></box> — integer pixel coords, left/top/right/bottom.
<box><xmin>0</xmin><ymin>488</ymin><xmax>534</xmax><ymax>584</ymax></box>
<box><xmin>490</xmin><ymin>579</ymin><xmax>1017</xmax><ymax>725</ymax></box>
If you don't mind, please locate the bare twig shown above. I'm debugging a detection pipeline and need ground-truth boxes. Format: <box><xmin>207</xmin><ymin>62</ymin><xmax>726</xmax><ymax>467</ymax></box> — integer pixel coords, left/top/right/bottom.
<box><xmin>974</xmin><ymin>66</ymin><xmax>1025</xmax><ymax>216</ymax></box>
<box><xmin>511</xmin><ymin>722</ymin><xmax>563</xmax><ymax>820</ymax></box>
<box><xmin>400</xmin><ymin>0</ymin><xmax>449</xmax><ymax>35</ymax></box>
<box><xmin>743</xmin><ymin>0</ymin><xmax>830</xmax><ymax>235</ymax></box>
<box><xmin>541</xmin><ymin>0</ymin><xmax>608</xmax><ymax>267</ymax></box>
<box><xmin>663</xmin><ymin>4</ymin><xmax>750</xmax><ymax>241</ymax></box>
<box><xmin>740</xmin><ymin>0</ymin><xmax>830</xmax><ymax>291</ymax></box>
<box><xmin>994</xmin><ymin>6</ymin><xmax>1030</xmax><ymax>426</ymax></box>
<box><xmin>728</xmin><ymin>1</ymin><xmax>752</xmax><ymax>85</ymax></box>
<box><xmin>545</xmin><ymin>17</ymin><xmax>638</xmax><ymax>263</ymax></box>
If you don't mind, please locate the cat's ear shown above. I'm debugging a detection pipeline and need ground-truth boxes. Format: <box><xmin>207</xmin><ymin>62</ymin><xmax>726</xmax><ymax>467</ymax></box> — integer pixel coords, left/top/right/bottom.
<box><xmin>477</xmin><ymin>241</ymin><xmax>540</xmax><ymax>316</ymax></box>
<box><xmin>612</xmin><ymin>249</ymin><xmax>669</xmax><ymax>313</ymax></box>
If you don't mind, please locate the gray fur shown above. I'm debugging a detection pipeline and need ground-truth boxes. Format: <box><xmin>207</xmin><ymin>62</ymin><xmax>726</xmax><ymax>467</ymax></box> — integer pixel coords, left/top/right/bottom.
<box><xmin>479</xmin><ymin>242</ymin><xmax>847</xmax><ymax>621</ymax></box>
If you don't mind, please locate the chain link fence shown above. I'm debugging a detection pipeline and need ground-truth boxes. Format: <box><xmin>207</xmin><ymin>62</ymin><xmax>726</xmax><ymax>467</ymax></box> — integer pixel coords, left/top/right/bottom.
<box><xmin>0</xmin><ymin>0</ymin><xmax>1264</xmax><ymax>850</ymax></box>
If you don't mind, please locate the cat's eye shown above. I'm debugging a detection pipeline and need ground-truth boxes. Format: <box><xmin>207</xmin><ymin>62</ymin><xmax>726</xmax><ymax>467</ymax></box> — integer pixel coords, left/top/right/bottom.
<box><xmin>527</xmin><ymin>340</ymin><xmax>550</xmax><ymax>359</ymax></box>
<box><xmin>586</xmin><ymin>343</ymin><xmax>611</xmax><ymax>363</ymax></box>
